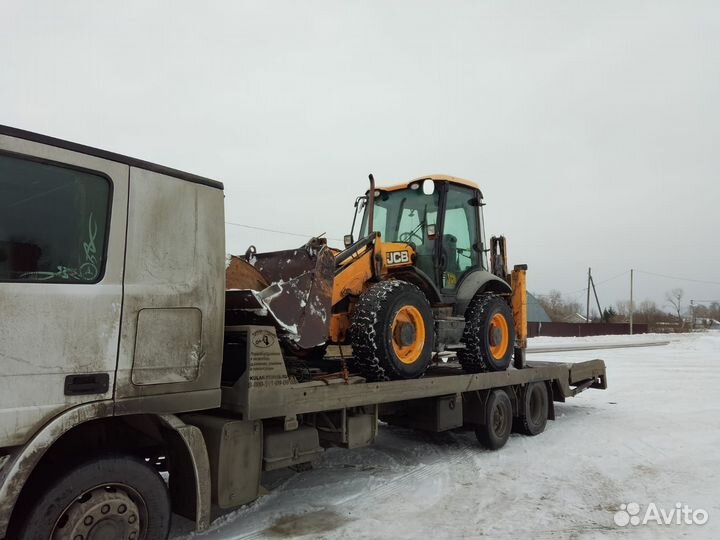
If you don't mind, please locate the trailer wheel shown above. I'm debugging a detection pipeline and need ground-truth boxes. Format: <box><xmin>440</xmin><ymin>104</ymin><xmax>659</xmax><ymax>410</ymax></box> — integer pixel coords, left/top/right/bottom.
<box><xmin>475</xmin><ymin>389</ymin><xmax>513</xmax><ymax>450</ymax></box>
<box><xmin>516</xmin><ymin>381</ymin><xmax>549</xmax><ymax>436</ymax></box>
<box><xmin>458</xmin><ymin>294</ymin><xmax>515</xmax><ymax>373</ymax></box>
<box><xmin>15</xmin><ymin>455</ymin><xmax>170</xmax><ymax>540</ymax></box>
<box><xmin>349</xmin><ymin>280</ymin><xmax>433</xmax><ymax>381</ymax></box>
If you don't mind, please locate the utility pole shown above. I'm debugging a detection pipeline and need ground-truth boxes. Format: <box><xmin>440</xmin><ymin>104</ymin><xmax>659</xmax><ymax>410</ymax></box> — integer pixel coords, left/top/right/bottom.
<box><xmin>629</xmin><ymin>269</ymin><xmax>634</xmax><ymax>335</ymax></box>
<box><xmin>590</xmin><ymin>274</ymin><xmax>602</xmax><ymax>321</ymax></box>
<box><xmin>690</xmin><ymin>300</ymin><xmax>695</xmax><ymax>330</ymax></box>
<box><xmin>586</xmin><ymin>267</ymin><xmax>591</xmax><ymax>323</ymax></box>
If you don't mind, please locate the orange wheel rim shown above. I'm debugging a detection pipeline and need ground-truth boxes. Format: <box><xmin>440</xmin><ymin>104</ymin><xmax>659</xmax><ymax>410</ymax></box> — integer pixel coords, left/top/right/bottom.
<box><xmin>391</xmin><ymin>305</ymin><xmax>425</xmax><ymax>364</ymax></box>
<box><xmin>489</xmin><ymin>313</ymin><xmax>510</xmax><ymax>361</ymax></box>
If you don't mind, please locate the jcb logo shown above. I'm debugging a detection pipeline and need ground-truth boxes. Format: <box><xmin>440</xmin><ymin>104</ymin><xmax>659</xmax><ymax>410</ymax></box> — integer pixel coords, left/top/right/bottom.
<box><xmin>386</xmin><ymin>251</ymin><xmax>410</xmax><ymax>265</ymax></box>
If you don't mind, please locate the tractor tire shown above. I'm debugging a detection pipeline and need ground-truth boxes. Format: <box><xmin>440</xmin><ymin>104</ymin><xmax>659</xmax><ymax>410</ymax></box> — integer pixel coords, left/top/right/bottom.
<box><xmin>458</xmin><ymin>294</ymin><xmax>515</xmax><ymax>373</ymax></box>
<box><xmin>13</xmin><ymin>455</ymin><xmax>171</xmax><ymax>540</ymax></box>
<box><xmin>515</xmin><ymin>381</ymin><xmax>549</xmax><ymax>436</ymax></box>
<box><xmin>349</xmin><ymin>280</ymin><xmax>433</xmax><ymax>381</ymax></box>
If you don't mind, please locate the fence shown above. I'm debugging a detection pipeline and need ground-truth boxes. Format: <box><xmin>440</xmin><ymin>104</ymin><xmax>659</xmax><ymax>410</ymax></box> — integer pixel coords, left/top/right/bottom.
<box><xmin>528</xmin><ymin>322</ymin><xmax>649</xmax><ymax>338</ymax></box>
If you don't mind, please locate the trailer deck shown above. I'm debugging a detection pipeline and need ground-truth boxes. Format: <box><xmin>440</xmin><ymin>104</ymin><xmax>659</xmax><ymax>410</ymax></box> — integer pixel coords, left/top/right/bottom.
<box><xmin>221</xmin><ymin>326</ymin><xmax>607</xmax><ymax>421</ymax></box>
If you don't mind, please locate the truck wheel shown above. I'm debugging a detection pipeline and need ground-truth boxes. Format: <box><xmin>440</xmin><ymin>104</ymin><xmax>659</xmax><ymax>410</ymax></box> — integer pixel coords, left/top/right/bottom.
<box><xmin>475</xmin><ymin>389</ymin><xmax>513</xmax><ymax>450</ymax></box>
<box><xmin>458</xmin><ymin>294</ymin><xmax>515</xmax><ymax>373</ymax></box>
<box><xmin>516</xmin><ymin>381</ymin><xmax>549</xmax><ymax>436</ymax></box>
<box><xmin>15</xmin><ymin>455</ymin><xmax>170</xmax><ymax>540</ymax></box>
<box><xmin>349</xmin><ymin>280</ymin><xmax>433</xmax><ymax>381</ymax></box>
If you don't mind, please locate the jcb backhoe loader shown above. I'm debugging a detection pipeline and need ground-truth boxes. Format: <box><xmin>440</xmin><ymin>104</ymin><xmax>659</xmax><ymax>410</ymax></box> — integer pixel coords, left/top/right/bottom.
<box><xmin>226</xmin><ymin>174</ymin><xmax>527</xmax><ymax>381</ymax></box>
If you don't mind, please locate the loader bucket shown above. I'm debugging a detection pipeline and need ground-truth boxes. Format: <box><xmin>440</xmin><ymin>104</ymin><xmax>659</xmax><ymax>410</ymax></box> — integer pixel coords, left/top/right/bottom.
<box><xmin>225</xmin><ymin>239</ymin><xmax>334</xmax><ymax>350</ymax></box>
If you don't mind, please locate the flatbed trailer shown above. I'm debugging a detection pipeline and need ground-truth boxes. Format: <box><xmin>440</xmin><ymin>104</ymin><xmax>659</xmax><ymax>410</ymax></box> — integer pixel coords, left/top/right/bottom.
<box><xmin>220</xmin><ymin>326</ymin><xmax>607</xmax><ymax>421</ymax></box>
<box><xmin>172</xmin><ymin>325</ymin><xmax>607</xmax><ymax>525</ymax></box>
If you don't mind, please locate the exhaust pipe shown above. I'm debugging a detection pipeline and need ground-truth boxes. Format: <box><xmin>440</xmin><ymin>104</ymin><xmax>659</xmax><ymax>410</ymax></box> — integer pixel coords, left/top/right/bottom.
<box><xmin>368</xmin><ymin>173</ymin><xmax>375</xmax><ymax>234</ymax></box>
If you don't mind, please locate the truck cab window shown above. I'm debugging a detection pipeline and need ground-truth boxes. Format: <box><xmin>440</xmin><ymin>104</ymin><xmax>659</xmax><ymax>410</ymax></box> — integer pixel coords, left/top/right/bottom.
<box><xmin>0</xmin><ymin>154</ymin><xmax>110</xmax><ymax>283</ymax></box>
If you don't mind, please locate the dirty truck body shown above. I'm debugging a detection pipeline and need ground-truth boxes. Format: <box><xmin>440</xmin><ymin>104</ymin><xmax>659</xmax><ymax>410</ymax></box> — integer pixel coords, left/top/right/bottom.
<box><xmin>0</xmin><ymin>126</ymin><xmax>607</xmax><ymax>540</ymax></box>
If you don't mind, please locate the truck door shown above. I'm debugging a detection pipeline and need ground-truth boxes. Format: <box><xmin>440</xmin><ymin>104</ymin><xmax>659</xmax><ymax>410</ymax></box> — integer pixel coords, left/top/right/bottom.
<box><xmin>0</xmin><ymin>135</ymin><xmax>127</xmax><ymax>447</ymax></box>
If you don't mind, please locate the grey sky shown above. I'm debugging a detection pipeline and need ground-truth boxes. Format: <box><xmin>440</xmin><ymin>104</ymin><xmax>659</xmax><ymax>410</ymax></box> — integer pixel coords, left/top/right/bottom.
<box><xmin>3</xmin><ymin>0</ymin><xmax>719</xmax><ymax>312</ymax></box>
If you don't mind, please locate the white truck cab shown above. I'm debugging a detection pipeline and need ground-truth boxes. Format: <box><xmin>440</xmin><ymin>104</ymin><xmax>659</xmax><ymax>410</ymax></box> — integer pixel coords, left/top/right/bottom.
<box><xmin>0</xmin><ymin>126</ymin><xmax>226</xmax><ymax>539</ymax></box>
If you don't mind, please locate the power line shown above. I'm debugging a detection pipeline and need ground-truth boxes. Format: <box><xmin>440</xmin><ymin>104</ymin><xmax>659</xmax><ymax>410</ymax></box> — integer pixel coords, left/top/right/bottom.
<box><xmin>593</xmin><ymin>270</ymin><xmax>629</xmax><ymax>287</ymax></box>
<box><xmin>564</xmin><ymin>268</ymin><xmax>720</xmax><ymax>296</ymax></box>
<box><xmin>562</xmin><ymin>270</ymin><xmax>629</xmax><ymax>296</ymax></box>
<box><xmin>635</xmin><ymin>269</ymin><xmax>720</xmax><ymax>286</ymax></box>
<box><xmin>225</xmin><ymin>221</ymin><xmax>343</xmax><ymax>243</ymax></box>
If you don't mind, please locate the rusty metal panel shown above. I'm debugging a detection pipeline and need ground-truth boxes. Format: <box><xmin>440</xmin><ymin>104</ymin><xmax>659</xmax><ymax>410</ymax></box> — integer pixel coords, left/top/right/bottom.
<box><xmin>0</xmin><ymin>133</ymin><xmax>128</xmax><ymax>448</ymax></box>
<box><xmin>225</xmin><ymin>240</ymin><xmax>334</xmax><ymax>350</ymax></box>
<box><xmin>226</xmin><ymin>256</ymin><xmax>268</xmax><ymax>290</ymax></box>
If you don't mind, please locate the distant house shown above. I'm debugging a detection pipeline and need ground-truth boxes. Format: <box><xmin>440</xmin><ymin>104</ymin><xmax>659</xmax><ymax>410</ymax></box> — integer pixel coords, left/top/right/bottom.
<box><xmin>527</xmin><ymin>292</ymin><xmax>552</xmax><ymax>323</ymax></box>
<box><xmin>561</xmin><ymin>312</ymin><xmax>591</xmax><ymax>324</ymax></box>
<box><xmin>694</xmin><ymin>318</ymin><xmax>720</xmax><ymax>330</ymax></box>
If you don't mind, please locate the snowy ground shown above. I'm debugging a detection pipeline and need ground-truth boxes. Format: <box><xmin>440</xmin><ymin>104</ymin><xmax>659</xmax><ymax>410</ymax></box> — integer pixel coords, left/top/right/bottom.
<box><xmin>172</xmin><ymin>332</ymin><xmax>720</xmax><ymax>540</ymax></box>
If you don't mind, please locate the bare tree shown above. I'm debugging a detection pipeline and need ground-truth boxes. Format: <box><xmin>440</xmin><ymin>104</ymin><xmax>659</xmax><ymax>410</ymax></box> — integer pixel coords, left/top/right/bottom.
<box><xmin>638</xmin><ymin>300</ymin><xmax>661</xmax><ymax>325</ymax></box>
<box><xmin>665</xmin><ymin>288</ymin><xmax>684</xmax><ymax>324</ymax></box>
<box><xmin>535</xmin><ymin>290</ymin><xmax>582</xmax><ymax>322</ymax></box>
<box><xmin>615</xmin><ymin>301</ymin><xmax>630</xmax><ymax>321</ymax></box>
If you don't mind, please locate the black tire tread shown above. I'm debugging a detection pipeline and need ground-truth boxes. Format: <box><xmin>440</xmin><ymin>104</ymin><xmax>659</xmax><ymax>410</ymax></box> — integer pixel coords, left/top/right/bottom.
<box><xmin>519</xmin><ymin>381</ymin><xmax>549</xmax><ymax>436</ymax></box>
<box><xmin>349</xmin><ymin>280</ymin><xmax>432</xmax><ymax>381</ymax></box>
<box><xmin>458</xmin><ymin>293</ymin><xmax>515</xmax><ymax>373</ymax></box>
<box><xmin>475</xmin><ymin>389</ymin><xmax>513</xmax><ymax>450</ymax></box>
<box><xmin>13</xmin><ymin>454</ymin><xmax>171</xmax><ymax>540</ymax></box>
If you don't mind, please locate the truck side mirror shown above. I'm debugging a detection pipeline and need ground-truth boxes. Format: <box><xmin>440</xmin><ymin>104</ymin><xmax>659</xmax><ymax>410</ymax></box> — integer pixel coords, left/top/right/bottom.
<box><xmin>426</xmin><ymin>224</ymin><xmax>437</xmax><ymax>240</ymax></box>
<box><xmin>344</xmin><ymin>234</ymin><xmax>354</xmax><ymax>248</ymax></box>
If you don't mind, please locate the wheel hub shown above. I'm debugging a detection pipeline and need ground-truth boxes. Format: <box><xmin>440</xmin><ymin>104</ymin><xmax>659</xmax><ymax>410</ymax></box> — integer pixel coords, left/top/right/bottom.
<box><xmin>488</xmin><ymin>312</ymin><xmax>510</xmax><ymax>360</ymax></box>
<box><xmin>390</xmin><ymin>305</ymin><xmax>426</xmax><ymax>365</ymax></box>
<box><xmin>489</xmin><ymin>326</ymin><xmax>502</xmax><ymax>347</ymax></box>
<box><xmin>53</xmin><ymin>487</ymin><xmax>141</xmax><ymax>540</ymax></box>
<box><xmin>395</xmin><ymin>322</ymin><xmax>416</xmax><ymax>347</ymax></box>
<box><xmin>492</xmin><ymin>403</ymin><xmax>507</xmax><ymax>433</ymax></box>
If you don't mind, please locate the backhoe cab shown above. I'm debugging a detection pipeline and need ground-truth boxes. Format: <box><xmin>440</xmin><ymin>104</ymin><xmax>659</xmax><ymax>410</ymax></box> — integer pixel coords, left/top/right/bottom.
<box><xmin>226</xmin><ymin>174</ymin><xmax>527</xmax><ymax>381</ymax></box>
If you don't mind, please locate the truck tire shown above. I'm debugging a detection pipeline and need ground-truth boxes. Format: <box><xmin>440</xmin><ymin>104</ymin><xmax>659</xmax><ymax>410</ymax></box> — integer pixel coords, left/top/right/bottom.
<box><xmin>475</xmin><ymin>389</ymin><xmax>513</xmax><ymax>450</ymax></box>
<box><xmin>14</xmin><ymin>455</ymin><xmax>170</xmax><ymax>540</ymax></box>
<box><xmin>516</xmin><ymin>381</ymin><xmax>549</xmax><ymax>436</ymax></box>
<box><xmin>349</xmin><ymin>280</ymin><xmax>433</xmax><ymax>381</ymax></box>
<box><xmin>458</xmin><ymin>294</ymin><xmax>515</xmax><ymax>373</ymax></box>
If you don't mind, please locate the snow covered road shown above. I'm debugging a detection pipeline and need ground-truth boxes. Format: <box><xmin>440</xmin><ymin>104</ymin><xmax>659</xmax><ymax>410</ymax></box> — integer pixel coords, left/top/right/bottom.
<box><xmin>172</xmin><ymin>332</ymin><xmax>720</xmax><ymax>540</ymax></box>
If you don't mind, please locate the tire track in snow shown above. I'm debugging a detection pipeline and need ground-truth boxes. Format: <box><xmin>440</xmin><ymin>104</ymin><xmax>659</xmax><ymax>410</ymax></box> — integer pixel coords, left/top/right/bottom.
<box><xmin>220</xmin><ymin>435</ymin><xmax>479</xmax><ymax>540</ymax></box>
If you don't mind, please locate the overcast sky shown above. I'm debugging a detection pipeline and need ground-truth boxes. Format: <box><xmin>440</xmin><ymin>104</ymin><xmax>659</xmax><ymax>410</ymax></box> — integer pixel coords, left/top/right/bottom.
<box><xmin>3</xmin><ymin>0</ymin><xmax>719</xmax><ymax>313</ymax></box>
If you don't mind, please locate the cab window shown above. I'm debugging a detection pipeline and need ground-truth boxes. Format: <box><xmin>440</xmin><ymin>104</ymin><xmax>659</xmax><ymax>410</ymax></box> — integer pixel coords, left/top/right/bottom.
<box><xmin>361</xmin><ymin>188</ymin><xmax>440</xmax><ymax>278</ymax></box>
<box><xmin>0</xmin><ymin>153</ymin><xmax>111</xmax><ymax>283</ymax></box>
<box><xmin>441</xmin><ymin>187</ymin><xmax>480</xmax><ymax>289</ymax></box>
